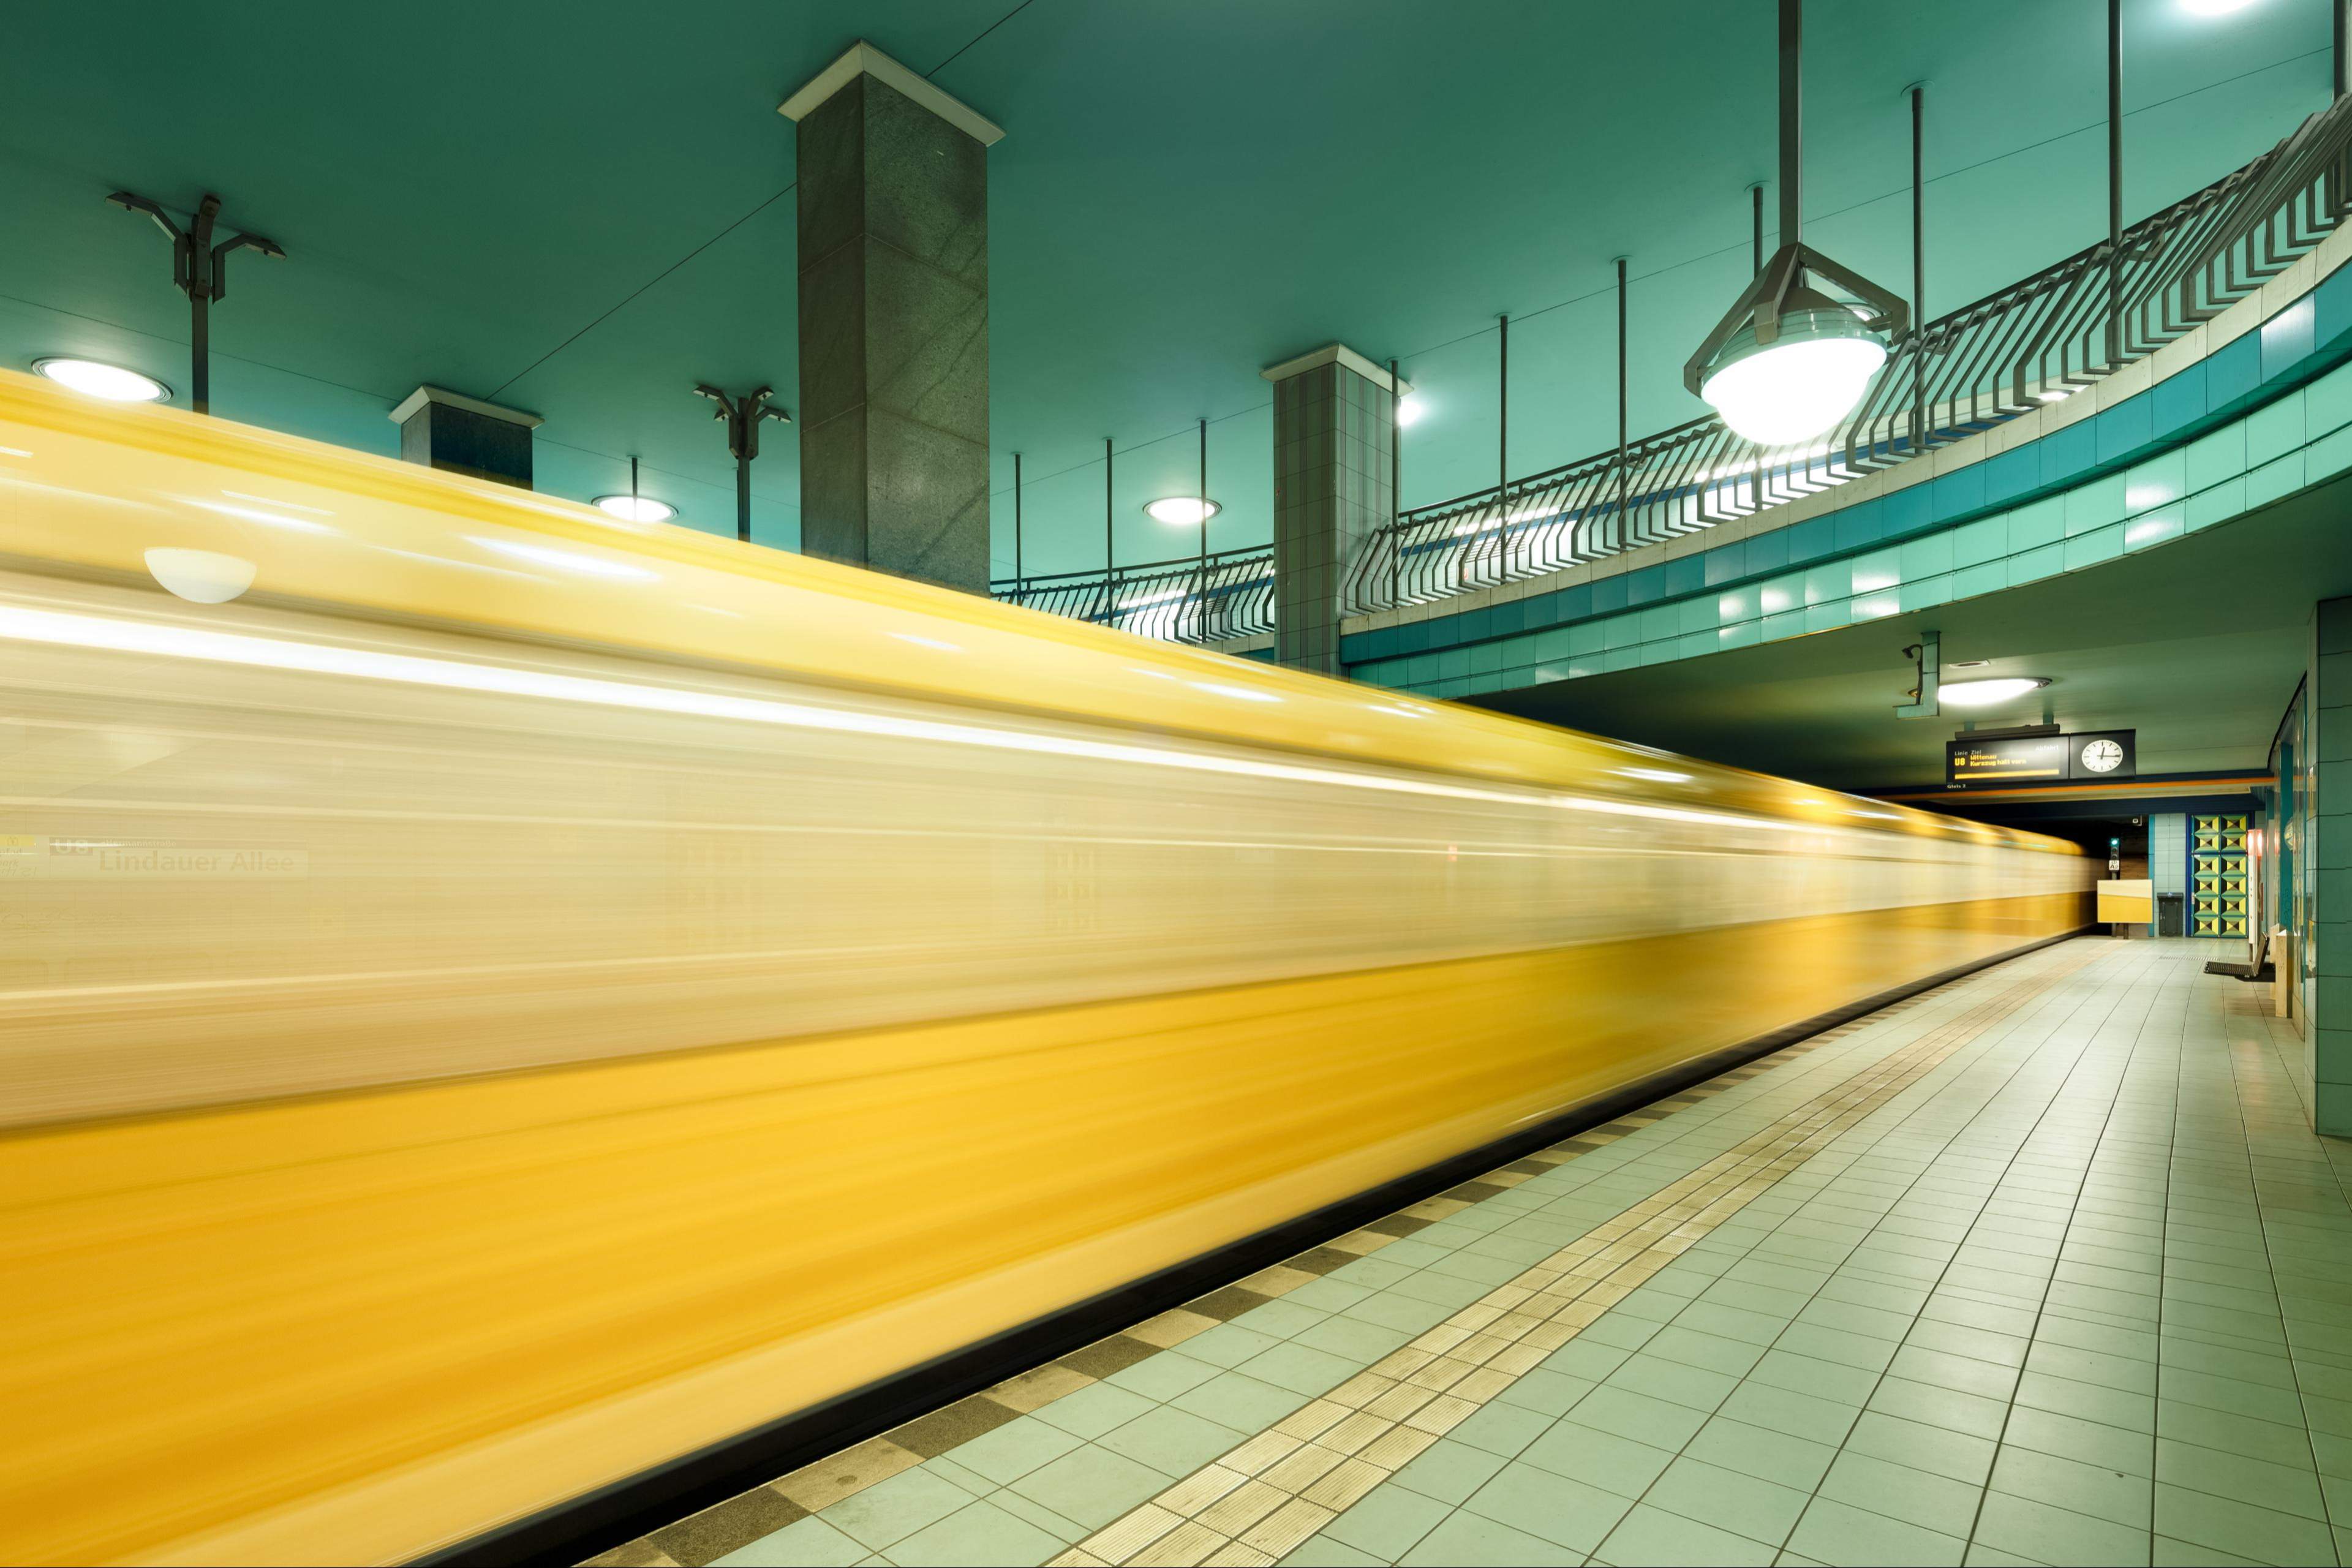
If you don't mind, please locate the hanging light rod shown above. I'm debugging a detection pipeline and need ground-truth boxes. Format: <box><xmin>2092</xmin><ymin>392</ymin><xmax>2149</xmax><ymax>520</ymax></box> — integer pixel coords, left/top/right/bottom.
<box><xmin>1684</xmin><ymin>0</ymin><xmax>1907</xmax><ymax>448</ymax></box>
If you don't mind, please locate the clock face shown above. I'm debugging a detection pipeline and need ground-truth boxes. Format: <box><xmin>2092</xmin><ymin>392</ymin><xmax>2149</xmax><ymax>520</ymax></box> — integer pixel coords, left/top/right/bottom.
<box><xmin>2081</xmin><ymin>739</ymin><xmax>2124</xmax><ymax>774</ymax></box>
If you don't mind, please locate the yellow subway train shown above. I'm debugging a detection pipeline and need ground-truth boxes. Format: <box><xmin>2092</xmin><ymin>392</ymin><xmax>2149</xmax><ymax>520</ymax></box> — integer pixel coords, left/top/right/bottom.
<box><xmin>0</xmin><ymin>372</ymin><xmax>2089</xmax><ymax>1565</ymax></box>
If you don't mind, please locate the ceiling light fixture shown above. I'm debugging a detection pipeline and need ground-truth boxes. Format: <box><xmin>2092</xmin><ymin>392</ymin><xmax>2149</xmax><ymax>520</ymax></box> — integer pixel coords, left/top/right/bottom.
<box><xmin>595</xmin><ymin>494</ymin><xmax>675</xmax><ymax>523</ymax></box>
<box><xmin>1685</xmin><ymin>0</ymin><xmax>1907</xmax><ymax>447</ymax></box>
<box><xmin>2181</xmin><ymin>0</ymin><xmax>2256</xmax><ymax>15</ymax></box>
<box><xmin>34</xmin><ymin>357</ymin><xmax>169</xmax><ymax>403</ymax></box>
<box><xmin>1396</xmin><ymin>393</ymin><xmax>1427</xmax><ymax>428</ymax></box>
<box><xmin>1942</xmin><ymin>676</ymin><xmax>2049</xmax><ymax>707</ymax></box>
<box><xmin>1144</xmin><ymin>496</ymin><xmax>1220</xmax><ymax>526</ymax></box>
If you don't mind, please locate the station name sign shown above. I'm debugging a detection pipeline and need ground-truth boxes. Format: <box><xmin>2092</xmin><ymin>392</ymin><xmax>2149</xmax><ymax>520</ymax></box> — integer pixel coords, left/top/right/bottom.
<box><xmin>1945</xmin><ymin>730</ymin><xmax>2135</xmax><ymax>788</ymax></box>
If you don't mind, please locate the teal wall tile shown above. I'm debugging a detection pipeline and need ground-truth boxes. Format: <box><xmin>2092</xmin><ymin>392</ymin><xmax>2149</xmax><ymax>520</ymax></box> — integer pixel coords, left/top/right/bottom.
<box><xmin>1805</xmin><ymin>601</ymin><xmax>1846</xmax><ymax>633</ymax></box>
<box><xmin>1899</xmin><ymin>573</ymin><xmax>1952</xmax><ymax>612</ymax></box>
<box><xmin>2261</xmin><ymin>294</ymin><xmax>2316</xmax><ymax>377</ymax></box>
<box><xmin>2124</xmin><ymin>449</ymin><xmax>2185</xmax><ymax>513</ymax></box>
<box><xmin>2124</xmin><ymin>507</ymin><xmax>2185</xmax><ymax>551</ymax></box>
<box><xmin>1953</xmin><ymin>516</ymin><xmax>2007</xmax><ymax>567</ymax></box>
<box><xmin>1759</xmin><ymin>572</ymin><xmax>1805</xmax><ymax>615</ymax></box>
<box><xmin>1803</xmin><ymin>563</ymin><xmax>1845</xmax><ymax>605</ymax></box>
<box><xmin>1534</xmin><ymin>627</ymin><xmax>1571</xmax><ymax>660</ymax></box>
<box><xmin>2186</xmin><ymin>423</ymin><xmax>2247</xmax><ymax>490</ymax></box>
<box><xmin>2095</xmin><ymin>396</ymin><xmax>2154</xmax><ymax>464</ymax></box>
<box><xmin>1676</xmin><ymin>631</ymin><xmax>1714</xmax><ymax>660</ymax></box>
<box><xmin>1931</xmin><ymin>463</ymin><xmax>1986</xmax><ymax>521</ymax></box>
<box><xmin>1717</xmin><ymin>621</ymin><xmax>1760</xmax><ymax>650</ymax></box>
<box><xmin>1604</xmin><ymin>646</ymin><xmax>1640</xmax><ymax>672</ymax></box>
<box><xmin>1603</xmin><ymin>613</ymin><xmax>1640</xmax><ymax>650</ymax></box>
<box><xmin>1469</xmin><ymin>640</ymin><xmax>1502</xmax><ymax>676</ymax></box>
<box><xmin>1745</xmin><ymin>528</ymin><xmax>1790</xmax><ymax>572</ymax></box>
<box><xmin>2310</xmin><ymin>360</ymin><xmax>2352</xmax><ymax>439</ymax></box>
<box><xmin>1703</xmin><ymin>540</ymin><xmax>1746</xmax><ymax>586</ymax></box>
<box><xmin>2040</xmin><ymin>419</ymin><xmax>2097</xmax><ymax>485</ymax></box>
<box><xmin>2247</xmin><ymin>450</ymin><xmax>2307</xmax><ymax>508</ymax></box>
<box><xmin>1679</xmin><ymin>596</ymin><xmax>1716</xmax><ymax>633</ymax></box>
<box><xmin>2188</xmin><ymin>475</ymin><xmax>2247</xmax><ymax>530</ymax></box>
<box><xmin>1567</xmin><ymin>621</ymin><xmax>1603</xmax><ymax>655</ymax></box>
<box><xmin>1716</xmin><ymin>587</ymin><xmax>1755</xmax><ymax>624</ymax></box>
<box><xmin>1763</xmin><ymin>609</ymin><xmax>1806</xmax><ymax>640</ymax></box>
<box><xmin>2010</xmin><ymin>497</ymin><xmax>2064</xmax><ymax>551</ymax></box>
<box><xmin>1640</xmin><ymin>604</ymin><xmax>1678</xmax><ymax>642</ymax></box>
<box><xmin>2311</xmin><ymin>423</ymin><xmax>2352</xmax><ymax>481</ymax></box>
<box><xmin>2064</xmin><ymin>472</ymin><xmax>2124</xmax><ymax>534</ymax></box>
<box><xmin>1849</xmin><ymin>591</ymin><xmax>1901</xmax><ymax>622</ymax></box>
<box><xmin>1953</xmin><ymin>562</ymin><xmax>2008</xmax><ymax>600</ymax></box>
<box><xmin>2152</xmin><ymin>361</ymin><xmax>2206</xmax><ymax>437</ymax></box>
<box><xmin>2010</xmin><ymin>542</ymin><xmax>2065</xmax><ymax>584</ymax></box>
<box><xmin>2064</xmin><ymin>522</ymin><xmax>2124</xmax><ymax>571</ymax></box>
<box><xmin>1848</xmin><ymin>548</ymin><xmax>1901</xmax><ymax>594</ymax></box>
<box><xmin>1898</xmin><ymin>532</ymin><xmax>1954</xmax><ymax>579</ymax></box>
<box><xmin>2247</xmin><ymin>390</ymin><xmax>2307</xmax><ymax>469</ymax></box>
<box><xmin>2206</xmin><ymin>329</ymin><xmax>2260</xmax><ymax>407</ymax></box>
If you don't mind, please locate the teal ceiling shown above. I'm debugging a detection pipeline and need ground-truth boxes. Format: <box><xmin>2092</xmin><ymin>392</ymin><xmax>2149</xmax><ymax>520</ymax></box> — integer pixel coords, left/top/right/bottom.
<box><xmin>0</xmin><ymin>1</ymin><xmax>2330</xmax><ymax>579</ymax></box>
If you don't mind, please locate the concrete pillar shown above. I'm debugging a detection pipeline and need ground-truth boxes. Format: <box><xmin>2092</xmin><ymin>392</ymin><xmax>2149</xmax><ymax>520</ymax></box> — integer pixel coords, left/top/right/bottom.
<box><xmin>1262</xmin><ymin>345</ymin><xmax>1407</xmax><ymax>675</ymax></box>
<box><xmin>2313</xmin><ymin>597</ymin><xmax>2352</xmax><ymax>1133</ymax></box>
<box><xmin>782</xmin><ymin>42</ymin><xmax>999</xmax><ymax>595</ymax></box>
<box><xmin>389</xmin><ymin>386</ymin><xmax>540</xmax><ymax>489</ymax></box>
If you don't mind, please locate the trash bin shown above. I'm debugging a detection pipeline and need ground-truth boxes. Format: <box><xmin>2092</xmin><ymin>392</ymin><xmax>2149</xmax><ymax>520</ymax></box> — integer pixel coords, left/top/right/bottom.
<box><xmin>2157</xmin><ymin>891</ymin><xmax>2185</xmax><ymax>937</ymax></box>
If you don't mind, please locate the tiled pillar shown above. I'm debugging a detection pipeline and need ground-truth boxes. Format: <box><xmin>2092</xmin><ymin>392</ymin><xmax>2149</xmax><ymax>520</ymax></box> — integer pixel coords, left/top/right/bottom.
<box><xmin>1262</xmin><ymin>345</ymin><xmax>1406</xmax><ymax>676</ymax></box>
<box><xmin>389</xmin><ymin>386</ymin><xmax>540</xmax><ymax>489</ymax></box>
<box><xmin>783</xmin><ymin>43</ymin><xmax>1000</xmax><ymax>595</ymax></box>
<box><xmin>2313</xmin><ymin>597</ymin><xmax>2352</xmax><ymax>1133</ymax></box>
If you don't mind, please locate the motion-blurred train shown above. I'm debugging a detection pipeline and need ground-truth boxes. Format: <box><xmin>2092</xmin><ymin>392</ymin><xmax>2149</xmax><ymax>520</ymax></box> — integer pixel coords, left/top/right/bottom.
<box><xmin>0</xmin><ymin>371</ymin><xmax>2089</xmax><ymax>1564</ymax></box>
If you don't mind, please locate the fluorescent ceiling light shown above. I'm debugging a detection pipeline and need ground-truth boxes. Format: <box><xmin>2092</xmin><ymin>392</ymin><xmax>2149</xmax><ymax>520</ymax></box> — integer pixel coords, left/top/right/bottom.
<box><xmin>1144</xmin><ymin>497</ymin><xmax>1220</xmax><ymax>526</ymax></box>
<box><xmin>2181</xmin><ymin>0</ymin><xmax>2256</xmax><ymax>13</ymax></box>
<box><xmin>36</xmin><ymin>357</ymin><xmax>168</xmax><ymax>402</ymax></box>
<box><xmin>595</xmin><ymin>494</ymin><xmax>675</xmax><ymax>522</ymax></box>
<box><xmin>1396</xmin><ymin>394</ymin><xmax>1427</xmax><ymax>428</ymax></box>
<box><xmin>1942</xmin><ymin>676</ymin><xmax>2049</xmax><ymax>707</ymax></box>
<box><xmin>2035</xmin><ymin>386</ymin><xmax>2079</xmax><ymax>402</ymax></box>
<box><xmin>1701</xmin><ymin>306</ymin><xmax>1888</xmax><ymax>447</ymax></box>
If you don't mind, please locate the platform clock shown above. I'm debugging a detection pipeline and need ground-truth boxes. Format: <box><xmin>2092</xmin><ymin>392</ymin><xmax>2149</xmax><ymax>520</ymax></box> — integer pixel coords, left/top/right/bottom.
<box><xmin>2079</xmin><ymin>738</ymin><xmax>2125</xmax><ymax>774</ymax></box>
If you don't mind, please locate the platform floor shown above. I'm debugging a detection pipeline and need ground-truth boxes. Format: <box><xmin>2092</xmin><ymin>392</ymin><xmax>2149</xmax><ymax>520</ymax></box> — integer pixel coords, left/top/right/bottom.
<box><xmin>598</xmin><ymin>938</ymin><xmax>2352</xmax><ymax>1568</ymax></box>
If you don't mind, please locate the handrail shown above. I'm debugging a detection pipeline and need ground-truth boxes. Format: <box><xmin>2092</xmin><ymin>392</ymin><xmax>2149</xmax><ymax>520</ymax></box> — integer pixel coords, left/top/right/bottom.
<box><xmin>997</xmin><ymin>94</ymin><xmax>2352</xmax><ymax>641</ymax></box>
<box><xmin>995</xmin><ymin>543</ymin><xmax>1274</xmax><ymax>642</ymax></box>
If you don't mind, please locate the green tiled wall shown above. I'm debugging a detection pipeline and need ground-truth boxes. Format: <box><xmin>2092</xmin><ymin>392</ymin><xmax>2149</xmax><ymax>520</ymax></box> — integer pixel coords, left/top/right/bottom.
<box><xmin>2314</xmin><ymin>598</ymin><xmax>2352</xmax><ymax>1136</ymax></box>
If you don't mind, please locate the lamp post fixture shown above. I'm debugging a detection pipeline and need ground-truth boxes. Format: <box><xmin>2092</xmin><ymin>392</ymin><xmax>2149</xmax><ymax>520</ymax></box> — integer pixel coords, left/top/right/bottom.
<box><xmin>1684</xmin><ymin>0</ymin><xmax>1907</xmax><ymax>448</ymax></box>
<box><xmin>105</xmin><ymin>190</ymin><xmax>284</xmax><ymax>417</ymax></box>
<box><xmin>692</xmin><ymin>384</ymin><xmax>791</xmax><ymax>543</ymax></box>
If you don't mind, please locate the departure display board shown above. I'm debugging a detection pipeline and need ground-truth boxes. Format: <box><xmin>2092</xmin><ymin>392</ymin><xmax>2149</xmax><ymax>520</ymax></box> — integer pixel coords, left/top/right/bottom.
<box><xmin>1946</xmin><ymin>736</ymin><xmax>2066</xmax><ymax>783</ymax></box>
<box><xmin>1945</xmin><ymin>729</ymin><xmax>2136</xmax><ymax>786</ymax></box>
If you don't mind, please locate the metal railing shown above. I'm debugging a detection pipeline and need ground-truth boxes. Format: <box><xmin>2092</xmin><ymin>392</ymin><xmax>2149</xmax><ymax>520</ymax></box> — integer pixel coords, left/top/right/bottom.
<box><xmin>996</xmin><ymin>544</ymin><xmax>1274</xmax><ymax>643</ymax></box>
<box><xmin>997</xmin><ymin>94</ymin><xmax>2352</xmax><ymax>639</ymax></box>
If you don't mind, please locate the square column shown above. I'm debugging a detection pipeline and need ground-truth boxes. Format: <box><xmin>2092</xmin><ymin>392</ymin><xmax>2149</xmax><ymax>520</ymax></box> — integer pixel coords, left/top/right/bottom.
<box><xmin>783</xmin><ymin>42</ymin><xmax>1000</xmax><ymax>595</ymax></box>
<box><xmin>2313</xmin><ymin>598</ymin><xmax>2352</xmax><ymax>1133</ymax></box>
<box><xmin>389</xmin><ymin>386</ymin><xmax>540</xmax><ymax>489</ymax></box>
<box><xmin>1262</xmin><ymin>344</ymin><xmax>1406</xmax><ymax>675</ymax></box>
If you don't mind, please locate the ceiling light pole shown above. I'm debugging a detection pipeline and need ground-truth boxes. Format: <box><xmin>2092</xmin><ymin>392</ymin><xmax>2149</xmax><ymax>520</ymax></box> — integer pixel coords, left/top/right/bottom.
<box><xmin>1196</xmin><ymin>417</ymin><xmax>1210</xmax><ymax>643</ymax></box>
<box><xmin>1102</xmin><ymin>436</ymin><xmax>1116</xmax><ymax>625</ymax></box>
<box><xmin>1390</xmin><ymin>356</ymin><xmax>1403</xmax><ymax>610</ymax></box>
<box><xmin>1684</xmin><ymin>0</ymin><xmax>1907</xmax><ymax>448</ymax></box>
<box><xmin>1497</xmin><ymin>312</ymin><xmax>1510</xmax><ymax>572</ymax></box>
<box><xmin>693</xmin><ymin>384</ymin><xmax>791</xmax><ymax>543</ymax></box>
<box><xmin>1910</xmin><ymin>81</ymin><xmax>1928</xmax><ymax>453</ymax></box>
<box><xmin>2107</xmin><ymin>0</ymin><xmax>2124</xmax><ymax>368</ymax></box>
<box><xmin>1012</xmin><ymin>451</ymin><xmax>1024</xmax><ymax>598</ymax></box>
<box><xmin>105</xmin><ymin>190</ymin><xmax>284</xmax><ymax>417</ymax></box>
<box><xmin>1615</xmin><ymin>257</ymin><xmax>1629</xmax><ymax>554</ymax></box>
